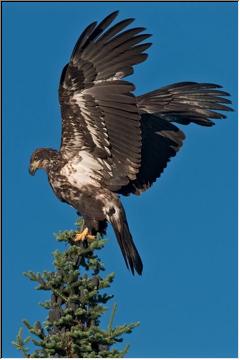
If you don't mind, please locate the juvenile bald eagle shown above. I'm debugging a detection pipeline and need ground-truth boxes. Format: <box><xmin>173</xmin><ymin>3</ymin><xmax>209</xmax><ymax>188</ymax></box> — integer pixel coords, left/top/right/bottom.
<box><xmin>29</xmin><ymin>11</ymin><xmax>232</xmax><ymax>275</ymax></box>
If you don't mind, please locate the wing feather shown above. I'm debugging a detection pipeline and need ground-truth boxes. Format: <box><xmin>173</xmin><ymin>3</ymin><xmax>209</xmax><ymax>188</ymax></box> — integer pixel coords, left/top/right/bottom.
<box><xmin>59</xmin><ymin>12</ymin><xmax>151</xmax><ymax>186</ymax></box>
<box><xmin>119</xmin><ymin>82</ymin><xmax>232</xmax><ymax>195</ymax></box>
<box><xmin>119</xmin><ymin>114</ymin><xmax>185</xmax><ymax>195</ymax></box>
<box><xmin>137</xmin><ymin>82</ymin><xmax>233</xmax><ymax>126</ymax></box>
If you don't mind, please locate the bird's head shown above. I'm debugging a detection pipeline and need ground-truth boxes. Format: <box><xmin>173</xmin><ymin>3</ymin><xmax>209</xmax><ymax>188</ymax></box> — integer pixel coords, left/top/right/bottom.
<box><xmin>29</xmin><ymin>148</ymin><xmax>59</xmax><ymax>175</ymax></box>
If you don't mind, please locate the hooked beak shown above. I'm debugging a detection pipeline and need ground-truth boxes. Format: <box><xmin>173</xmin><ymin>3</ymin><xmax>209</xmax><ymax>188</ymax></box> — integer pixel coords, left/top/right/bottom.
<box><xmin>29</xmin><ymin>161</ymin><xmax>40</xmax><ymax>175</ymax></box>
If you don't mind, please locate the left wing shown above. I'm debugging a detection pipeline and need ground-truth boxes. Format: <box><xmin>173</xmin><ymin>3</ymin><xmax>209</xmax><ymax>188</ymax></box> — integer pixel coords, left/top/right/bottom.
<box><xmin>59</xmin><ymin>11</ymin><xmax>152</xmax><ymax>188</ymax></box>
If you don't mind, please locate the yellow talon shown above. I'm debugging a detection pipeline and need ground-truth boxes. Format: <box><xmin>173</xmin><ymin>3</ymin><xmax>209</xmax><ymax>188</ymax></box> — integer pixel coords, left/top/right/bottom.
<box><xmin>87</xmin><ymin>234</ymin><xmax>95</xmax><ymax>241</ymax></box>
<box><xmin>75</xmin><ymin>227</ymin><xmax>89</xmax><ymax>242</ymax></box>
<box><xmin>74</xmin><ymin>227</ymin><xmax>96</xmax><ymax>242</ymax></box>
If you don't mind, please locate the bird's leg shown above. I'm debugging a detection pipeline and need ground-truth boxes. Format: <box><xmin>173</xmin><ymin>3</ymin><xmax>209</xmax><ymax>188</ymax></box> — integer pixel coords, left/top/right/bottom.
<box><xmin>86</xmin><ymin>231</ymin><xmax>95</xmax><ymax>241</ymax></box>
<box><xmin>74</xmin><ymin>227</ymin><xmax>95</xmax><ymax>242</ymax></box>
<box><xmin>75</xmin><ymin>227</ymin><xmax>88</xmax><ymax>242</ymax></box>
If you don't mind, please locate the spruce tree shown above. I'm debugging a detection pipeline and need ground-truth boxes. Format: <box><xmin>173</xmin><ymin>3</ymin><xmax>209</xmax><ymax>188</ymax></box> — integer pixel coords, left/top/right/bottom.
<box><xmin>13</xmin><ymin>219</ymin><xmax>139</xmax><ymax>358</ymax></box>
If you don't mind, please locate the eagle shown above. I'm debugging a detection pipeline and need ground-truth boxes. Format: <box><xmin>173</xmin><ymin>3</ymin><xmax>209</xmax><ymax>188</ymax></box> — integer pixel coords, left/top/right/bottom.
<box><xmin>29</xmin><ymin>11</ymin><xmax>232</xmax><ymax>275</ymax></box>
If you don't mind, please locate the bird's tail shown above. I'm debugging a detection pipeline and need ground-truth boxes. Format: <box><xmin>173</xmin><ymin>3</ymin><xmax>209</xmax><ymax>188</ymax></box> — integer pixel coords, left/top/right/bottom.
<box><xmin>108</xmin><ymin>206</ymin><xmax>143</xmax><ymax>275</ymax></box>
<box><xmin>137</xmin><ymin>82</ymin><xmax>233</xmax><ymax>127</ymax></box>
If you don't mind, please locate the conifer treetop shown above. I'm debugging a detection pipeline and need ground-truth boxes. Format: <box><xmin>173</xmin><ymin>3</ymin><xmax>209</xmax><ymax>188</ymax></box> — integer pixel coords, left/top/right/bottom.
<box><xmin>13</xmin><ymin>220</ymin><xmax>139</xmax><ymax>358</ymax></box>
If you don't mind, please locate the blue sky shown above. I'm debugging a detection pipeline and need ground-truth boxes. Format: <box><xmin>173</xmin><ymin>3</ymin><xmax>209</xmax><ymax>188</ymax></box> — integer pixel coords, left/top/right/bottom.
<box><xmin>3</xmin><ymin>2</ymin><xmax>237</xmax><ymax>358</ymax></box>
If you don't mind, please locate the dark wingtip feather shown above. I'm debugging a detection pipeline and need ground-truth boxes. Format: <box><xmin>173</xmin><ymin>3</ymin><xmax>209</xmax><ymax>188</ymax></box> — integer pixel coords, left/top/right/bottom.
<box><xmin>71</xmin><ymin>21</ymin><xmax>97</xmax><ymax>59</ymax></box>
<box><xmin>108</xmin><ymin>10</ymin><xmax>120</xmax><ymax>18</ymax></box>
<box><xmin>96</xmin><ymin>11</ymin><xmax>120</xmax><ymax>31</ymax></box>
<box><xmin>137</xmin><ymin>81</ymin><xmax>233</xmax><ymax>127</ymax></box>
<box><xmin>200</xmin><ymin>83</ymin><xmax>223</xmax><ymax>89</ymax></box>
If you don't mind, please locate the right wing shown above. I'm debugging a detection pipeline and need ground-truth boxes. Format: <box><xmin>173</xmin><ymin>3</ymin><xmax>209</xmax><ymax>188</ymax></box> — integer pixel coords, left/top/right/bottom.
<box><xmin>119</xmin><ymin>114</ymin><xmax>185</xmax><ymax>195</ymax></box>
<box><xmin>137</xmin><ymin>82</ymin><xmax>233</xmax><ymax>126</ymax></box>
<box><xmin>119</xmin><ymin>82</ymin><xmax>232</xmax><ymax>195</ymax></box>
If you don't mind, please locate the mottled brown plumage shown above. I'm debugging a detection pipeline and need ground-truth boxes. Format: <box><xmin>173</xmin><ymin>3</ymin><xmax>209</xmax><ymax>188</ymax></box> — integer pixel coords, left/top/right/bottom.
<box><xmin>29</xmin><ymin>11</ymin><xmax>232</xmax><ymax>275</ymax></box>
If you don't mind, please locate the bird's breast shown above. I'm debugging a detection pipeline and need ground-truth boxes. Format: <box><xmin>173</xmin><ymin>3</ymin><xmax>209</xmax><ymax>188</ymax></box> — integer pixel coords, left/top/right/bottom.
<box><xmin>60</xmin><ymin>151</ymin><xmax>103</xmax><ymax>189</ymax></box>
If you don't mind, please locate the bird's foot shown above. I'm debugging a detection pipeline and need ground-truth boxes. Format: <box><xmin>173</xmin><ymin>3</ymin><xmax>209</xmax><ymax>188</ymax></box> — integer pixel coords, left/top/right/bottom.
<box><xmin>74</xmin><ymin>227</ymin><xmax>95</xmax><ymax>242</ymax></box>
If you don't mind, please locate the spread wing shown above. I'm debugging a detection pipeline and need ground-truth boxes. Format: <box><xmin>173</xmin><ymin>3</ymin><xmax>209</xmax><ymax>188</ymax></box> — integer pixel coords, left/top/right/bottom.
<box><xmin>119</xmin><ymin>114</ymin><xmax>185</xmax><ymax>195</ymax></box>
<box><xmin>119</xmin><ymin>82</ymin><xmax>232</xmax><ymax>196</ymax></box>
<box><xmin>59</xmin><ymin>11</ymin><xmax>152</xmax><ymax>187</ymax></box>
<box><xmin>137</xmin><ymin>82</ymin><xmax>233</xmax><ymax>126</ymax></box>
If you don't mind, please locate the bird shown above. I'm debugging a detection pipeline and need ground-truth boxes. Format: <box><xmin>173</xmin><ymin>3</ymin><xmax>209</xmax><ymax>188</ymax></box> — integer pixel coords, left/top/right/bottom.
<box><xmin>29</xmin><ymin>11</ymin><xmax>232</xmax><ymax>276</ymax></box>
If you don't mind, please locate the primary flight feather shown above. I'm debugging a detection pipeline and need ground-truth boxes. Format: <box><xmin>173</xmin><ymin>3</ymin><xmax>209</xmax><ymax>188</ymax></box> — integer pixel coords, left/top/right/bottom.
<box><xmin>29</xmin><ymin>11</ymin><xmax>232</xmax><ymax>275</ymax></box>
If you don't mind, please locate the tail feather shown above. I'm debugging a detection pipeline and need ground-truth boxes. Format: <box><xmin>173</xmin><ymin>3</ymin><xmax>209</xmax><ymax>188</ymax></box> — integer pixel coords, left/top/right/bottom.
<box><xmin>109</xmin><ymin>208</ymin><xmax>143</xmax><ymax>275</ymax></box>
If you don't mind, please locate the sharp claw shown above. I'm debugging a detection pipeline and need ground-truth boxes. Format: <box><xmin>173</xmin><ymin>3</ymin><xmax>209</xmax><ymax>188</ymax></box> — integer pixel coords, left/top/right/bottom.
<box><xmin>74</xmin><ymin>228</ymin><xmax>96</xmax><ymax>242</ymax></box>
<box><xmin>75</xmin><ymin>227</ymin><xmax>89</xmax><ymax>242</ymax></box>
<box><xmin>87</xmin><ymin>234</ymin><xmax>95</xmax><ymax>241</ymax></box>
